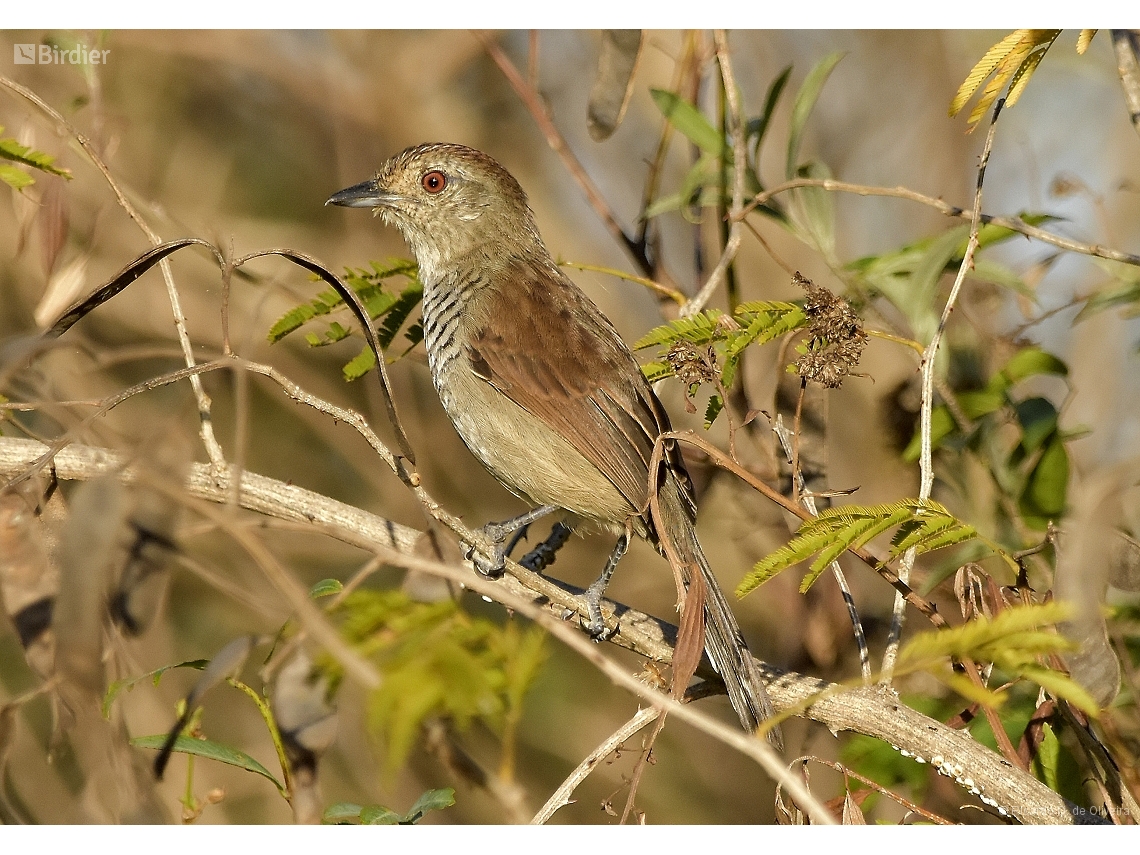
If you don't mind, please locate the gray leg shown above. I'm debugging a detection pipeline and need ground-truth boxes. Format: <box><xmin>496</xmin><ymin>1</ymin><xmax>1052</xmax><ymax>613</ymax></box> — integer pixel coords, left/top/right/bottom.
<box><xmin>468</xmin><ymin>505</ymin><xmax>557</xmax><ymax>578</ymax></box>
<box><xmin>517</xmin><ymin>521</ymin><xmax>574</xmax><ymax>573</ymax></box>
<box><xmin>585</xmin><ymin>532</ymin><xmax>629</xmax><ymax>640</ymax></box>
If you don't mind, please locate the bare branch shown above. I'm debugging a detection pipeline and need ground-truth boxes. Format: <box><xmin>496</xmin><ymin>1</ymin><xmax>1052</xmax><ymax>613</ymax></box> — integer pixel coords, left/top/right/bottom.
<box><xmin>0</xmin><ymin>434</ymin><xmax>1085</xmax><ymax>824</ymax></box>
<box><xmin>680</xmin><ymin>31</ymin><xmax>745</xmax><ymax>317</ymax></box>
<box><xmin>0</xmin><ymin>74</ymin><xmax>226</xmax><ymax>468</ymax></box>
<box><xmin>738</xmin><ymin>176</ymin><xmax>1140</xmax><ymax>269</ymax></box>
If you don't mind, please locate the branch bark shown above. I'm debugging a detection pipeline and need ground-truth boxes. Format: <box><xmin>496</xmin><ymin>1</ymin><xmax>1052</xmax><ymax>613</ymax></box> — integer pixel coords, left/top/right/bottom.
<box><xmin>0</xmin><ymin>436</ymin><xmax>1088</xmax><ymax>824</ymax></box>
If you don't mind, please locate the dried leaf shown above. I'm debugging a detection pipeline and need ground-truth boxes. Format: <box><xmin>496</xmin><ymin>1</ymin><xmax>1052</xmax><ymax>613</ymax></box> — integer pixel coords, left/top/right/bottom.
<box><xmin>587</xmin><ymin>30</ymin><xmax>643</xmax><ymax>141</ymax></box>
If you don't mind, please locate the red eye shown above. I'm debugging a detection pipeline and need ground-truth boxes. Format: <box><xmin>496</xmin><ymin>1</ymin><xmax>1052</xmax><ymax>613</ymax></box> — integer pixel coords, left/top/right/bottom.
<box><xmin>421</xmin><ymin>170</ymin><xmax>447</xmax><ymax>193</ymax></box>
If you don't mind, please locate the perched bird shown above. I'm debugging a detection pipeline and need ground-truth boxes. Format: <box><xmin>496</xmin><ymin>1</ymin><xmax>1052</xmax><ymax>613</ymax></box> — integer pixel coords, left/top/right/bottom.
<box><xmin>328</xmin><ymin>143</ymin><xmax>779</xmax><ymax>744</ymax></box>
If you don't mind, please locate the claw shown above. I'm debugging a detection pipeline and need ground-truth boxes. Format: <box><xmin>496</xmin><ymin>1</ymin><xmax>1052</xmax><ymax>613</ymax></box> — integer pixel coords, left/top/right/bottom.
<box><xmin>468</xmin><ymin>506</ymin><xmax>558</xmax><ymax>579</ymax></box>
<box><xmin>583</xmin><ymin>531</ymin><xmax>629</xmax><ymax>642</ymax></box>
<box><xmin>518</xmin><ymin>521</ymin><xmax>573</xmax><ymax>573</ymax></box>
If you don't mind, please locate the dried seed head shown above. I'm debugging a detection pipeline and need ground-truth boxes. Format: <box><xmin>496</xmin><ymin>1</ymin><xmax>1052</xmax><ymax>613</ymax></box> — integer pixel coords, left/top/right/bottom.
<box><xmin>792</xmin><ymin>272</ymin><xmax>867</xmax><ymax>389</ymax></box>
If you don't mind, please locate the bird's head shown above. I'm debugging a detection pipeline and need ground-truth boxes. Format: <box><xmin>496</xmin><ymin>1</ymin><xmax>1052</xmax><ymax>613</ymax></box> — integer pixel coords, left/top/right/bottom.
<box><xmin>327</xmin><ymin>143</ymin><xmax>543</xmax><ymax>282</ymax></box>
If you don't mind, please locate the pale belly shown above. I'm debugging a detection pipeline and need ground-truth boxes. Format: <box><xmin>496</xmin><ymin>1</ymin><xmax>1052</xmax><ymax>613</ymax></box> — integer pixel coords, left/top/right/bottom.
<box><xmin>431</xmin><ymin>359</ymin><xmax>634</xmax><ymax>528</ymax></box>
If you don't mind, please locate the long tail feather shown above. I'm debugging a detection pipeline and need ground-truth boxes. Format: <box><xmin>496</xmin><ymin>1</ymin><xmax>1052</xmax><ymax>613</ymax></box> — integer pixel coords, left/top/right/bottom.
<box><xmin>656</xmin><ymin>472</ymin><xmax>783</xmax><ymax>749</ymax></box>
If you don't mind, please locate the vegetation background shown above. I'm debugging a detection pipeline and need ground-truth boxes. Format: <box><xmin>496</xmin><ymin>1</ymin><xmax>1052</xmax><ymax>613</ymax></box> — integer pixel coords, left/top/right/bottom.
<box><xmin>1</xmin><ymin>29</ymin><xmax>1139</xmax><ymax>824</ymax></box>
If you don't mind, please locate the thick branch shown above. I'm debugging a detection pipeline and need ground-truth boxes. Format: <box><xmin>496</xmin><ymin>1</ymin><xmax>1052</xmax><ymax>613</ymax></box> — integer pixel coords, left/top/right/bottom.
<box><xmin>0</xmin><ymin>435</ymin><xmax>1085</xmax><ymax>824</ymax></box>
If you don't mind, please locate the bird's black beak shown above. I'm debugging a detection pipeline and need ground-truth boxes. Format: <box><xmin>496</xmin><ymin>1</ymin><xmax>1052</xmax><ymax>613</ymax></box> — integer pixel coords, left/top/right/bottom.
<box><xmin>326</xmin><ymin>179</ymin><xmax>398</xmax><ymax>209</ymax></box>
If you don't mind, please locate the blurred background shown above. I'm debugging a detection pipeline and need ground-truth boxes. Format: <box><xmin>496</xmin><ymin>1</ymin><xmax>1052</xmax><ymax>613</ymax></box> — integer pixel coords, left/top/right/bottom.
<box><xmin>1</xmin><ymin>30</ymin><xmax>1139</xmax><ymax>824</ymax></box>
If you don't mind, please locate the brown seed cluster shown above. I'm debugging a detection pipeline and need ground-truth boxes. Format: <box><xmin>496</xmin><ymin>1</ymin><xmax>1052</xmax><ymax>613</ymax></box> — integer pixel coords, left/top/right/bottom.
<box><xmin>665</xmin><ymin>339</ymin><xmax>720</xmax><ymax>412</ymax></box>
<box><xmin>792</xmin><ymin>272</ymin><xmax>867</xmax><ymax>389</ymax></box>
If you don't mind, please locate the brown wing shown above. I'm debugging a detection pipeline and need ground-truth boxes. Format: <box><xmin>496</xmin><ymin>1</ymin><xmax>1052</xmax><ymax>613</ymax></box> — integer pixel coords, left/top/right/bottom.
<box><xmin>466</xmin><ymin>257</ymin><xmax>678</xmax><ymax>516</ymax></box>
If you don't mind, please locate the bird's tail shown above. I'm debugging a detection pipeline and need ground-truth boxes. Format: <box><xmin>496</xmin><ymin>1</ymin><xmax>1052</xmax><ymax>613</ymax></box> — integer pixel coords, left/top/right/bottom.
<box><xmin>655</xmin><ymin>471</ymin><xmax>783</xmax><ymax>749</ymax></box>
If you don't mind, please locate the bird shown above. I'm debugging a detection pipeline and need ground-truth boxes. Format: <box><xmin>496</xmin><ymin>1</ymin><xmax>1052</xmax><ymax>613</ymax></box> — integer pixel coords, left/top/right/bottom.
<box><xmin>328</xmin><ymin>142</ymin><xmax>779</xmax><ymax>744</ymax></box>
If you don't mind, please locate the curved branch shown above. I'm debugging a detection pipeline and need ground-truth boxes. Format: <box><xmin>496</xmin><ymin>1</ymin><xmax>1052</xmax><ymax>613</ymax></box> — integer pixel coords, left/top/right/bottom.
<box><xmin>0</xmin><ymin>435</ymin><xmax>1086</xmax><ymax>824</ymax></box>
<box><xmin>738</xmin><ymin>177</ymin><xmax>1140</xmax><ymax>269</ymax></box>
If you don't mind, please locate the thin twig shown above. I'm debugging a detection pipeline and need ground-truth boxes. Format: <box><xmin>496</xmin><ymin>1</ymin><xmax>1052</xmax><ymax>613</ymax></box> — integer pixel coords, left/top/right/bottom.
<box><xmin>532</xmin><ymin>705</ymin><xmax>659</xmax><ymax>824</ymax></box>
<box><xmin>634</xmin><ymin>32</ymin><xmax>696</xmax><ymax>271</ymax></box>
<box><xmin>0</xmin><ymin>434</ymin><xmax>1089</xmax><ymax>824</ymax></box>
<box><xmin>527</xmin><ymin>30</ymin><xmax>539</xmax><ymax>88</ymax></box>
<box><xmin>349</xmin><ymin>541</ymin><xmax>835</xmax><ymax>824</ymax></box>
<box><xmin>797</xmin><ymin>756</ymin><xmax>953</xmax><ymax>824</ymax></box>
<box><xmin>772</xmin><ymin>416</ymin><xmax>872</xmax><ymax>685</ymax></box>
<box><xmin>618</xmin><ymin>714</ymin><xmax>666</xmax><ymax>824</ymax></box>
<box><xmin>659</xmin><ymin>429</ymin><xmax>947</xmax><ymax>629</ymax></box>
<box><xmin>559</xmin><ymin>261</ymin><xmax>686</xmax><ymax>305</ymax></box>
<box><xmin>680</xmin><ymin>31</ymin><xmax>745</xmax><ymax>318</ymax></box>
<box><xmin>737</xmin><ymin>176</ymin><xmax>1140</xmax><ymax>269</ymax></box>
<box><xmin>882</xmin><ymin>98</ymin><xmax>1005</xmax><ymax>682</ymax></box>
<box><xmin>0</xmin><ymin>75</ymin><xmax>227</xmax><ymax>468</ymax></box>
<box><xmin>475</xmin><ymin>31</ymin><xmax>661</xmax><ymax>281</ymax></box>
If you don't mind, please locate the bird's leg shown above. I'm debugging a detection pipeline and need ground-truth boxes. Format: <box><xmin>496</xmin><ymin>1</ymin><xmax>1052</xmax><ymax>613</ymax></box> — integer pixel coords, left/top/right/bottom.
<box><xmin>517</xmin><ymin>521</ymin><xmax>574</xmax><ymax>573</ymax></box>
<box><xmin>467</xmin><ymin>505</ymin><xmax>558</xmax><ymax>578</ymax></box>
<box><xmin>585</xmin><ymin>531</ymin><xmax>629</xmax><ymax>640</ymax></box>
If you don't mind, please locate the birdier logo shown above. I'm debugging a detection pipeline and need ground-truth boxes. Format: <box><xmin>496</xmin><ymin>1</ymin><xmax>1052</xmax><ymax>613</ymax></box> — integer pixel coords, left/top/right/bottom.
<box><xmin>13</xmin><ymin>44</ymin><xmax>110</xmax><ymax>65</ymax></box>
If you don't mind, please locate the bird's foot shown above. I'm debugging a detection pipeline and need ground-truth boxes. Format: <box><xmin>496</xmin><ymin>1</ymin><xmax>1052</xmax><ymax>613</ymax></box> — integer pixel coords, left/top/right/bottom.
<box><xmin>466</xmin><ymin>505</ymin><xmax>558</xmax><ymax>578</ymax></box>
<box><xmin>583</xmin><ymin>531</ymin><xmax>629</xmax><ymax>641</ymax></box>
<box><xmin>518</xmin><ymin>521</ymin><xmax>573</xmax><ymax>573</ymax></box>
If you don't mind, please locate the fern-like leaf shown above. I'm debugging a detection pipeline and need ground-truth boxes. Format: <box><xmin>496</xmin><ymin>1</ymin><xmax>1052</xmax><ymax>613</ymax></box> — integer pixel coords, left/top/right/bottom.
<box><xmin>640</xmin><ymin>360</ymin><xmax>675</xmax><ymax>383</ymax></box>
<box><xmin>738</xmin><ymin>499</ymin><xmax>983</xmax><ymax>597</ymax></box>
<box><xmin>951</xmin><ymin>30</ymin><xmax>1062</xmax><ymax>132</ymax></box>
<box><xmin>632</xmin><ymin>311</ymin><xmax>724</xmax><ymax>351</ymax></box>
<box><xmin>0</xmin><ymin>127</ymin><xmax>73</xmax><ymax>184</ymax></box>
<box><xmin>897</xmin><ymin>602</ymin><xmax>1098</xmax><ymax>715</ymax></box>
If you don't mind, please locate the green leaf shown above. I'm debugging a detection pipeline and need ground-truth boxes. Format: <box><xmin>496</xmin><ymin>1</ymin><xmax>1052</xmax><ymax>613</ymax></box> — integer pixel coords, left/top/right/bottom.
<box><xmin>902</xmin><ymin>405</ymin><xmax>956</xmax><ymax>462</ymax></box>
<box><xmin>704</xmin><ymin>394</ymin><xmax>724</xmax><ymax>428</ymax></box>
<box><xmin>908</xmin><ymin>226</ymin><xmax>970</xmax><ymax>342</ymax></box>
<box><xmin>650</xmin><ymin>89</ymin><xmax>724</xmax><ymax>155</ymax></box>
<box><xmin>957</xmin><ymin>389</ymin><xmax>1006</xmax><ymax>420</ymax></box>
<box><xmin>1015</xmin><ymin>397</ymin><xmax>1059</xmax><ymax>454</ymax></box>
<box><xmin>1019</xmin><ymin>433</ymin><xmax>1069</xmax><ymax>526</ymax></box>
<box><xmin>342</xmin><ymin>590</ymin><xmax>546</xmax><ymax>782</ymax></box>
<box><xmin>791</xmin><ymin>160</ymin><xmax>836</xmax><ymax>256</ymax></box>
<box><xmin>342</xmin><ymin>345</ymin><xmax>376</xmax><ymax>382</ymax></box>
<box><xmin>1076</xmin><ymin>260</ymin><xmax>1140</xmax><ymax>321</ymax></box>
<box><xmin>268</xmin><ymin>304</ymin><xmax>320</xmax><ymax>343</ymax></box>
<box><xmin>310</xmin><ymin>578</ymin><xmax>343</xmax><ymax>599</ymax></box>
<box><xmin>970</xmin><ymin>215</ymin><xmax>1056</xmax><ymax>253</ymax></box>
<box><xmin>786</xmin><ymin>51</ymin><xmax>844</xmax><ymax>179</ymax></box>
<box><xmin>632</xmin><ymin>311</ymin><xmax>724</xmax><ymax>350</ymax></box>
<box><xmin>322</xmin><ymin>802</ymin><xmax>400</xmax><ymax>824</ymax></box>
<box><xmin>747</xmin><ymin>66</ymin><xmax>792</xmax><ymax>160</ymax></box>
<box><xmin>103</xmin><ymin>660</ymin><xmax>208</xmax><ymax>718</ymax></box>
<box><xmin>1000</xmin><ymin>347</ymin><xmax>1068</xmax><ymax>384</ymax></box>
<box><xmin>403</xmin><ymin>787</ymin><xmax>456</xmax><ymax>823</ymax></box>
<box><xmin>376</xmin><ymin>283</ymin><xmax>424</xmax><ymax>349</ymax></box>
<box><xmin>131</xmin><ymin>734</ymin><xmax>285</xmax><ymax>794</ymax></box>
<box><xmin>640</xmin><ymin>360</ymin><xmax>674</xmax><ymax>382</ymax></box>
<box><xmin>1029</xmin><ymin>723</ymin><xmax>1087</xmax><ymax>804</ymax></box>
<box><xmin>361</xmin><ymin>805</ymin><xmax>402</xmax><ymax>824</ymax></box>
<box><xmin>323</xmin><ymin>321</ymin><xmax>350</xmax><ymax>343</ymax></box>
<box><xmin>899</xmin><ymin>602</ymin><xmax>1074</xmax><ymax>672</ymax></box>
<box><xmin>323</xmin><ymin>802</ymin><xmax>366</xmax><ymax>824</ymax></box>
<box><xmin>739</xmin><ymin>499</ymin><xmax>983</xmax><ymax>597</ymax></box>
<box><xmin>0</xmin><ymin>131</ymin><xmax>72</xmax><ymax>178</ymax></box>
<box><xmin>0</xmin><ymin>164</ymin><xmax>34</xmax><ymax>190</ymax></box>
<box><xmin>1019</xmin><ymin>666</ymin><xmax>1099</xmax><ymax>717</ymax></box>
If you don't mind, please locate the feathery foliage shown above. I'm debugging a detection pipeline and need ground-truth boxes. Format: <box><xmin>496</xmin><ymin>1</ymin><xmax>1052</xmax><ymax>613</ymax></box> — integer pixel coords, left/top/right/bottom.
<box><xmin>635</xmin><ymin>301</ymin><xmax>807</xmax><ymax>427</ymax></box>
<box><xmin>738</xmin><ymin>499</ymin><xmax>989</xmax><ymax>596</ymax></box>
<box><xmin>950</xmin><ymin>30</ymin><xmax>1097</xmax><ymax>131</ymax></box>
<box><xmin>268</xmin><ymin>258</ymin><xmax>424</xmax><ymax>381</ymax></box>
<box><xmin>897</xmin><ymin>602</ymin><xmax>1098</xmax><ymax>715</ymax></box>
<box><xmin>333</xmin><ymin>589</ymin><xmax>547</xmax><ymax>781</ymax></box>
<box><xmin>0</xmin><ymin>125</ymin><xmax>73</xmax><ymax>189</ymax></box>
